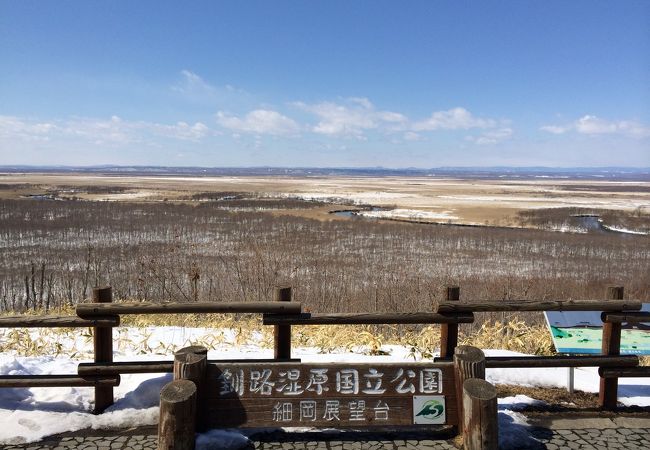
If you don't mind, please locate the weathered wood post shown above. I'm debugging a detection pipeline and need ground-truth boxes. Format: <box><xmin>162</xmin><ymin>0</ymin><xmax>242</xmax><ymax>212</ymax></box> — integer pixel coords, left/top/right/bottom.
<box><xmin>463</xmin><ymin>378</ymin><xmax>498</xmax><ymax>450</ymax></box>
<box><xmin>174</xmin><ymin>346</ymin><xmax>207</xmax><ymax>432</ymax></box>
<box><xmin>158</xmin><ymin>379</ymin><xmax>197</xmax><ymax>450</ymax></box>
<box><xmin>92</xmin><ymin>286</ymin><xmax>114</xmax><ymax>413</ymax></box>
<box><xmin>274</xmin><ymin>286</ymin><xmax>293</xmax><ymax>360</ymax></box>
<box><xmin>454</xmin><ymin>346</ymin><xmax>486</xmax><ymax>435</ymax></box>
<box><xmin>440</xmin><ymin>286</ymin><xmax>460</xmax><ymax>358</ymax></box>
<box><xmin>599</xmin><ymin>285</ymin><xmax>624</xmax><ymax>409</ymax></box>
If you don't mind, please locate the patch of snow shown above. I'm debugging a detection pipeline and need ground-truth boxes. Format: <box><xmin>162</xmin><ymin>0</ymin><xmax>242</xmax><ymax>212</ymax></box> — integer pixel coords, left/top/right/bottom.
<box><xmin>282</xmin><ymin>191</ymin><xmax>413</xmax><ymax>205</ymax></box>
<box><xmin>498</xmin><ymin>394</ymin><xmax>548</xmax><ymax>411</ymax></box>
<box><xmin>600</xmin><ymin>224</ymin><xmax>650</xmax><ymax>235</ymax></box>
<box><xmin>548</xmin><ymin>225</ymin><xmax>588</xmax><ymax>234</ymax></box>
<box><xmin>484</xmin><ymin>349</ymin><xmax>650</xmax><ymax>407</ymax></box>
<box><xmin>0</xmin><ymin>335</ymin><xmax>648</xmax><ymax>445</ymax></box>
<box><xmin>499</xmin><ymin>409</ymin><xmax>541</xmax><ymax>449</ymax></box>
<box><xmin>196</xmin><ymin>429</ymin><xmax>250</xmax><ymax>450</ymax></box>
<box><xmin>357</xmin><ymin>208</ymin><xmax>458</xmax><ymax>221</ymax></box>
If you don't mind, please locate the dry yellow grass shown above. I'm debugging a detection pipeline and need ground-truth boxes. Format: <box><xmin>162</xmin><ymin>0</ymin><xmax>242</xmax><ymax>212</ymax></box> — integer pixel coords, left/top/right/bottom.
<box><xmin>460</xmin><ymin>318</ymin><xmax>556</xmax><ymax>356</ymax></box>
<box><xmin>3</xmin><ymin>173</ymin><xmax>649</xmax><ymax>226</ymax></box>
<box><xmin>1</xmin><ymin>309</ymin><xmax>648</xmax><ymax>366</ymax></box>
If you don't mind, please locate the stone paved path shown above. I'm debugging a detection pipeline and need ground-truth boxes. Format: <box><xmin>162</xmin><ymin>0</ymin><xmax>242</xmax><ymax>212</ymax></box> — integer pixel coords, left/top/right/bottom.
<box><xmin>0</xmin><ymin>430</ymin><xmax>459</xmax><ymax>449</ymax></box>
<box><xmin>532</xmin><ymin>427</ymin><xmax>650</xmax><ymax>450</ymax></box>
<box><xmin>1</xmin><ymin>416</ymin><xmax>649</xmax><ymax>449</ymax></box>
<box><xmin>525</xmin><ymin>416</ymin><xmax>650</xmax><ymax>450</ymax></box>
<box><xmin>0</xmin><ymin>437</ymin><xmax>458</xmax><ymax>449</ymax></box>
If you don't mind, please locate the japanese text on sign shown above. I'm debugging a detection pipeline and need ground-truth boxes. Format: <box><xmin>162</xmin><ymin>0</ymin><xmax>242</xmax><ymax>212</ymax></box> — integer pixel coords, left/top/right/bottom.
<box><xmin>217</xmin><ymin>367</ymin><xmax>442</xmax><ymax>397</ymax></box>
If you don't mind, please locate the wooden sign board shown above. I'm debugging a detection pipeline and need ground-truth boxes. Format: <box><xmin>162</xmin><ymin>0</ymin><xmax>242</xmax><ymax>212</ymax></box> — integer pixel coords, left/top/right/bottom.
<box><xmin>205</xmin><ymin>362</ymin><xmax>457</xmax><ymax>428</ymax></box>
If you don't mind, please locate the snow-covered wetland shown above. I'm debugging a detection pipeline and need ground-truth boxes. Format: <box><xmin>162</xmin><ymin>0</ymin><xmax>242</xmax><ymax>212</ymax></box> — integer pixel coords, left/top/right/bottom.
<box><xmin>0</xmin><ymin>172</ymin><xmax>648</xmax><ymax>448</ymax></box>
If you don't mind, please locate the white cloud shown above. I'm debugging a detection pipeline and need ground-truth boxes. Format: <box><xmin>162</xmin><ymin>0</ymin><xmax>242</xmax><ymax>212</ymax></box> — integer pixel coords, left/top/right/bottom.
<box><xmin>467</xmin><ymin>127</ymin><xmax>513</xmax><ymax>145</ymax></box>
<box><xmin>541</xmin><ymin>115</ymin><xmax>650</xmax><ymax>138</ymax></box>
<box><xmin>412</xmin><ymin>107</ymin><xmax>497</xmax><ymax>131</ymax></box>
<box><xmin>215</xmin><ymin>109</ymin><xmax>300</xmax><ymax>136</ymax></box>
<box><xmin>173</xmin><ymin>70</ymin><xmax>217</xmax><ymax>97</ymax></box>
<box><xmin>616</xmin><ymin>121</ymin><xmax>650</xmax><ymax>138</ymax></box>
<box><xmin>64</xmin><ymin>116</ymin><xmax>133</xmax><ymax>145</ymax></box>
<box><xmin>403</xmin><ymin>131</ymin><xmax>422</xmax><ymax>141</ymax></box>
<box><xmin>575</xmin><ymin>115</ymin><xmax>618</xmax><ymax>134</ymax></box>
<box><xmin>152</xmin><ymin>121</ymin><xmax>210</xmax><ymax>141</ymax></box>
<box><xmin>294</xmin><ymin>98</ymin><xmax>407</xmax><ymax>138</ymax></box>
<box><xmin>0</xmin><ymin>116</ymin><xmax>59</xmax><ymax>141</ymax></box>
<box><xmin>0</xmin><ymin>115</ymin><xmax>212</xmax><ymax>147</ymax></box>
<box><xmin>539</xmin><ymin>125</ymin><xmax>568</xmax><ymax>134</ymax></box>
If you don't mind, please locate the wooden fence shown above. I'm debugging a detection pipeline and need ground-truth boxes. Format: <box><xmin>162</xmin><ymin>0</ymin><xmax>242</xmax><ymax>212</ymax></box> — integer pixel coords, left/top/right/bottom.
<box><xmin>0</xmin><ymin>284</ymin><xmax>649</xmax><ymax>449</ymax></box>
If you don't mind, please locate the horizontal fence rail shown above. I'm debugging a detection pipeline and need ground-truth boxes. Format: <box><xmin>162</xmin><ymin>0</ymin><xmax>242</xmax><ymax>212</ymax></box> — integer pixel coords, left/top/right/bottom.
<box><xmin>76</xmin><ymin>301</ymin><xmax>302</xmax><ymax>317</ymax></box>
<box><xmin>0</xmin><ymin>283</ymin><xmax>647</xmax><ymax>426</ymax></box>
<box><xmin>436</xmin><ymin>300</ymin><xmax>643</xmax><ymax>313</ymax></box>
<box><xmin>0</xmin><ymin>375</ymin><xmax>120</xmax><ymax>388</ymax></box>
<box><xmin>0</xmin><ymin>315</ymin><xmax>119</xmax><ymax>328</ymax></box>
<box><xmin>599</xmin><ymin>367</ymin><xmax>650</xmax><ymax>378</ymax></box>
<box><xmin>601</xmin><ymin>311</ymin><xmax>650</xmax><ymax>324</ymax></box>
<box><xmin>79</xmin><ymin>361</ymin><xmax>174</xmax><ymax>376</ymax></box>
<box><xmin>484</xmin><ymin>355</ymin><xmax>639</xmax><ymax>369</ymax></box>
<box><xmin>78</xmin><ymin>358</ymin><xmax>301</xmax><ymax>376</ymax></box>
<box><xmin>262</xmin><ymin>312</ymin><xmax>474</xmax><ymax>325</ymax></box>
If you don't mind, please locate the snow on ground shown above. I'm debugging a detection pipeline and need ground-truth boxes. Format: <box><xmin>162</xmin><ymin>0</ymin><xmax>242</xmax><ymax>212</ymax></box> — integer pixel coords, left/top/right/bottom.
<box><xmin>600</xmin><ymin>224</ymin><xmax>650</xmax><ymax>235</ymax></box>
<box><xmin>0</xmin><ymin>328</ymin><xmax>648</xmax><ymax>447</ymax></box>
<box><xmin>356</xmin><ymin>208</ymin><xmax>458</xmax><ymax>221</ymax></box>
<box><xmin>484</xmin><ymin>349</ymin><xmax>650</xmax><ymax>407</ymax></box>
<box><xmin>282</xmin><ymin>191</ymin><xmax>413</xmax><ymax>205</ymax></box>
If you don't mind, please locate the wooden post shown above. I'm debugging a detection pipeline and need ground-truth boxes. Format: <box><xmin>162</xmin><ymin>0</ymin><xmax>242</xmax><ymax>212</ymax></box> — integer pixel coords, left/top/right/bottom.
<box><xmin>599</xmin><ymin>285</ymin><xmax>624</xmax><ymax>409</ymax></box>
<box><xmin>158</xmin><ymin>379</ymin><xmax>197</xmax><ymax>450</ymax></box>
<box><xmin>454</xmin><ymin>345</ymin><xmax>486</xmax><ymax>434</ymax></box>
<box><xmin>463</xmin><ymin>378</ymin><xmax>498</xmax><ymax>450</ymax></box>
<box><xmin>173</xmin><ymin>346</ymin><xmax>207</xmax><ymax>432</ymax></box>
<box><xmin>440</xmin><ymin>286</ymin><xmax>460</xmax><ymax>358</ymax></box>
<box><xmin>92</xmin><ymin>286</ymin><xmax>114</xmax><ymax>414</ymax></box>
<box><xmin>274</xmin><ymin>286</ymin><xmax>293</xmax><ymax>360</ymax></box>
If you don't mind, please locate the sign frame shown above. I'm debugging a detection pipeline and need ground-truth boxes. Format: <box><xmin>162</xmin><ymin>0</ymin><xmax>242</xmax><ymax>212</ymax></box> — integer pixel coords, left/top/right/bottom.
<box><xmin>204</xmin><ymin>361</ymin><xmax>457</xmax><ymax>429</ymax></box>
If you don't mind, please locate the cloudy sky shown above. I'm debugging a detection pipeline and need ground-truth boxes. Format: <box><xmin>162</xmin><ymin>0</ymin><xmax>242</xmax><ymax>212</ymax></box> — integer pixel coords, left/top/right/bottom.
<box><xmin>1</xmin><ymin>1</ymin><xmax>648</xmax><ymax>167</ymax></box>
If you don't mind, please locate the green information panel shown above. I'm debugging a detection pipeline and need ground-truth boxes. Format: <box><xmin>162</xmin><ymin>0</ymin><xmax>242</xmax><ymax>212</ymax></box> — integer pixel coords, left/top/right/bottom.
<box><xmin>545</xmin><ymin>305</ymin><xmax>650</xmax><ymax>355</ymax></box>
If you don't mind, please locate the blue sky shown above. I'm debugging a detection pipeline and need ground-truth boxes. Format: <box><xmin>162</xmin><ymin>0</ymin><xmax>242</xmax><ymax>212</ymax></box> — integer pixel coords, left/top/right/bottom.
<box><xmin>1</xmin><ymin>1</ymin><xmax>648</xmax><ymax>167</ymax></box>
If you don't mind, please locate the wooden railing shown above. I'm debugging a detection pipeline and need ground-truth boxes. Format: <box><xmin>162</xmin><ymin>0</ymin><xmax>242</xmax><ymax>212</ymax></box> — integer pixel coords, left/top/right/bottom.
<box><xmin>0</xmin><ymin>284</ymin><xmax>648</xmax><ymax>415</ymax></box>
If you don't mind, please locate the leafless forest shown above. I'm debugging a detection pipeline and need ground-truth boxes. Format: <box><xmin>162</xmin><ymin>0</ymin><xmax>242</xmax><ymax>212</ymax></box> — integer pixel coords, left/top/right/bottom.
<box><xmin>1</xmin><ymin>198</ymin><xmax>648</xmax><ymax>320</ymax></box>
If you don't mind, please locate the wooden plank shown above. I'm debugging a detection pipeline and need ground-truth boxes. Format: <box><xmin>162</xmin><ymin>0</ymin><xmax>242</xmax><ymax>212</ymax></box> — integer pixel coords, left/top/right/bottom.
<box><xmin>158</xmin><ymin>380</ymin><xmax>196</xmax><ymax>450</ymax></box>
<box><xmin>263</xmin><ymin>312</ymin><xmax>474</xmax><ymax>325</ymax></box>
<box><xmin>454</xmin><ymin>346</ymin><xmax>486</xmax><ymax>434</ymax></box>
<box><xmin>92</xmin><ymin>286</ymin><xmax>114</xmax><ymax>414</ymax></box>
<box><xmin>486</xmin><ymin>355</ymin><xmax>639</xmax><ymax>369</ymax></box>
<box><xmin>599</xmin><ymin>286</ymin><xmax>625</xmax><ymax>410</ymax></box>
<box><xmin>437</xmin><ymin>299</ymin><xmax>642</xmax><ymax>313</ymax></box>
<box><xmin>78</xmin><ymin>359</ymin><xmax>302</xmax><ymax>376</ymax></box>
<box><xmin>206</xmin><ymin>362</ymin><xmax>454</xmax><ymax>400</ymax></box>
<box><xmin>599</xmin><ymin>367</ymin><xmax>650</xmax><ymax>378</ymax></box>
<box><xmin>463</xmin><ymin>378</ymin><xmax>498</xmax><ymax>450</ymax></box>
<box><xmin>77</xmin><ymin>301</ymin><xmax>302</xmax><ymax>317</ymax></box>
<box><xmin>174</xmin><ymin>346</ymin><xmax>208</xmax><ymax>432</ymax></box>
<box><xmin>0</xmin><ymin>375</ymin><xmax>120</xmax><ymax>388</ymax></box>
<box><xmin>207</xmin><ymin>395</ymin><xmax>456</xmax><ymax>428</ymax></box>
<box><xmin>0</xmin><ymin>315</ymin><xmax>119</xmax><ymax>328</ymax></box>
<box><xmin>79</xmin><ymin>361</ymin><xmax>174</xmax><ymax>376</ymax></box>
<box><xmin>601</xmin><ymin>311</ymin><xmax>650</xmax><ymax>324</ymax></box>
<box><xmin>440</xmin><ymin>286</ymin><xmax>460</xmax><ymax>359</ymax></box>
<box><xmin>274</xmin><ymin>286</ymin><xmax>293</xmax><ymax>360</ymax></box>
<box><xmin>204</xmin><ymin>362</ymin><xmax>457</xmax><ymax>428</ymax></box>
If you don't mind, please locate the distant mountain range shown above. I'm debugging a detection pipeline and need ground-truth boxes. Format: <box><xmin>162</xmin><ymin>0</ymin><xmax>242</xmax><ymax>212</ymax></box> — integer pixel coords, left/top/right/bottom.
<box><xmin>1</xmin><ymin>165</ymin><xmax>649</xmax><ymax>180</ymax></box>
